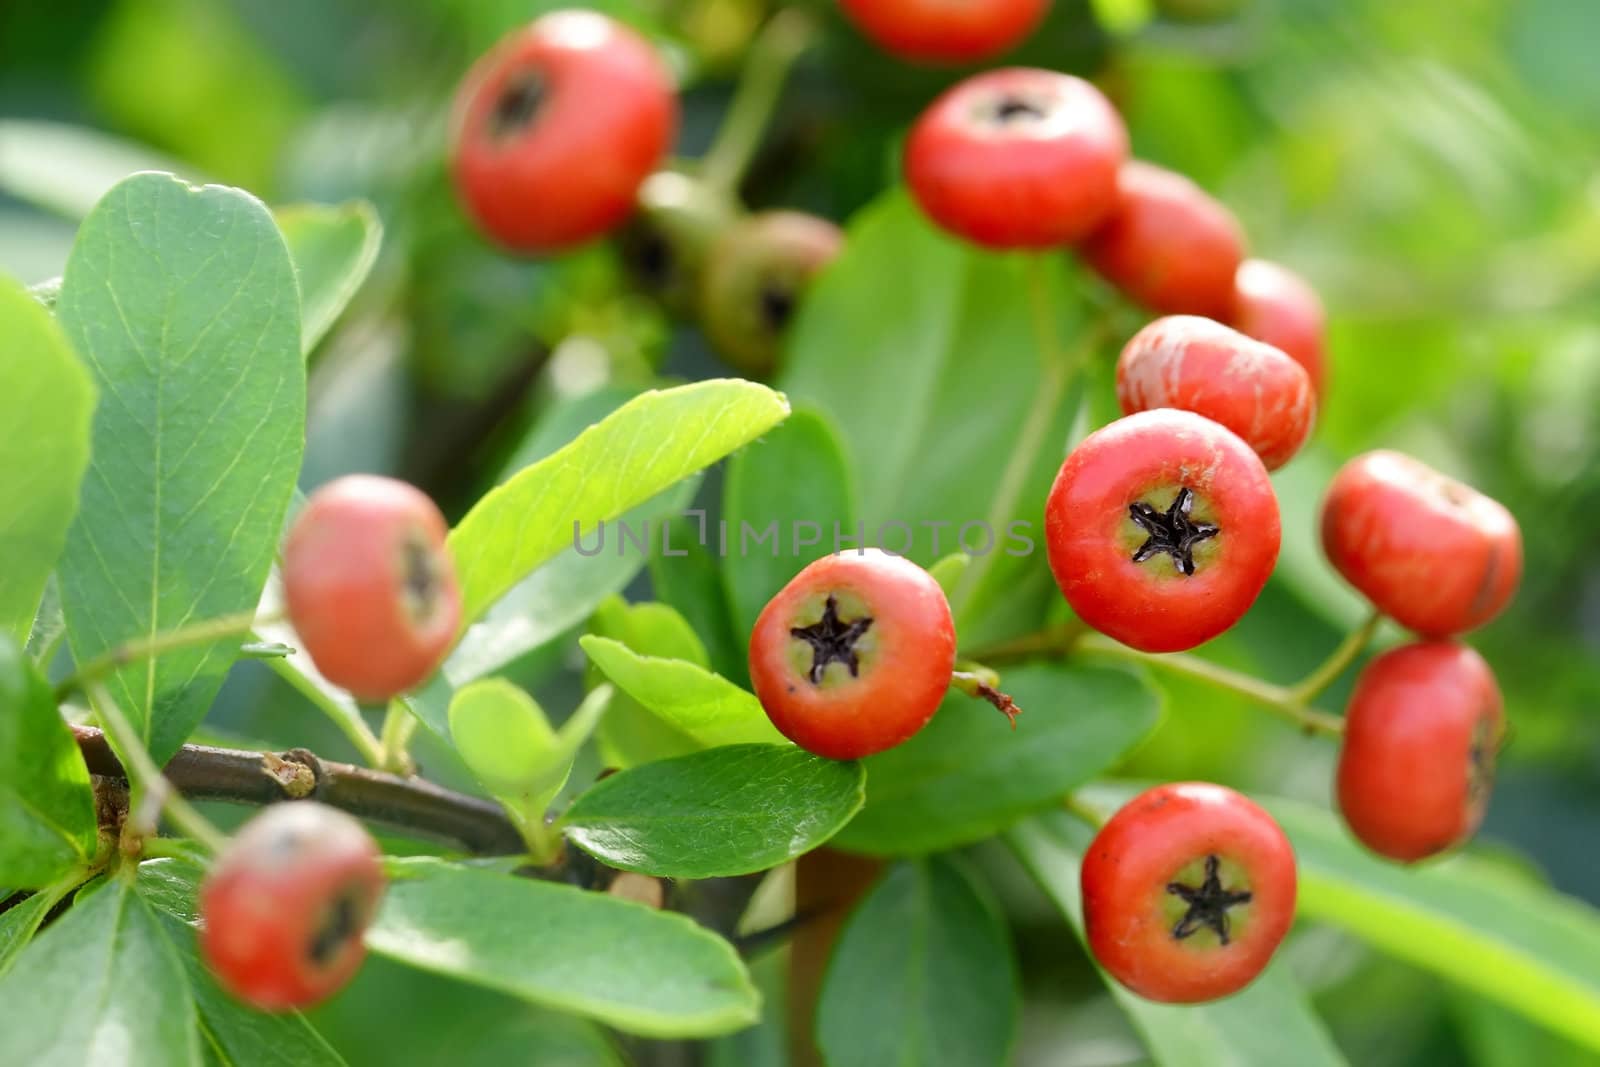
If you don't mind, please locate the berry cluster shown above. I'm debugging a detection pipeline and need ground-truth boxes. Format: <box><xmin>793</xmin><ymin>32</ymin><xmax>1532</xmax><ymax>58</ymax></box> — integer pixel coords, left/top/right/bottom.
<box><xmin>447</xmin><ymin>10</ymin><xmax>842</xmax><ymax>379</ymax></box>
<box><xmin>742</xmin><ymin>55</ymin><xmax>1523</xmax><ymax>1007</ymax></box>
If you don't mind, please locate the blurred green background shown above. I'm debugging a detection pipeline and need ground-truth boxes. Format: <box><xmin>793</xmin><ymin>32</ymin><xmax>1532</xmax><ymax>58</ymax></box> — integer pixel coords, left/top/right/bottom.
<box><xmin>3</xmin><ymin>0</ymin><xmax>1599</xmax><ymax>1063</ymax></box>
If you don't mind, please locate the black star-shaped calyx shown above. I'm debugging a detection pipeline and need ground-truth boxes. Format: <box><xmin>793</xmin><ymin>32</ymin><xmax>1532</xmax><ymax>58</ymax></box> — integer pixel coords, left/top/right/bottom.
<box><xmin>790</xmin><ymin>595</ymin><xmax>873</xmax><ymax>685</ymax></box>
<box><xmin>1167</xmin><ymin>854</ymin><xmax>1253</xmax><ymax>945</ymax></box>
<box><xmin>1129</xmin><ymin>487</ymin><xmax>1219</xmax><ymax>576</ymax></box>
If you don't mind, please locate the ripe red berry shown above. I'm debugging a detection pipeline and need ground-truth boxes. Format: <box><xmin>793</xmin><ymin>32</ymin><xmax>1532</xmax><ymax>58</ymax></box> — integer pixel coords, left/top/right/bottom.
<box><xmin>1082</xmin><ymin>782</ymin><xmax>1297</xmax><ymax>1004</ymax></box>
<box><xmin>748</xmin><ymin>550</ymin><xmax>956</xmax><ymax>760</ymax></box>
<box><xmin>449</xmin><ymin>11</ymin><xmax>677</xmax><ymax>253</ymax></box>
<box><xmin>1116</xmin><ymin>315</ymin><xmax>1316</xmax><ymax>471</ymax></box>
<box><xmin>1081</xmin><ymin>161</ymin><xmax>1245</xmax><ymax>318</ymax></box>
<box><xmin>1045</xmin><ymin>410</ymin><xmax>1280</xmax><ymax>652</ymax></box>
<box><xmin>284</xmin><ymin>475</ymin><xmax>461</xmax><ymax>702</ymax></box>
<box><xmin>1320</xmin><ymin>451</ymin><xmax>1522</xmax><ymax>637</ymax></box>
<box><xmin>904</xmin><ymin>68</ymin><xmax>1128</xmax><ymax>249</ymax></box>
<box><xmin>199</xmin><ymin>803</ymin><xmax>386</xmax><ymax>1011</ymax></box>
<box><xmin>1230</xmin><ymin>259</ymin><xmax>1328</xmax><ymax>397</ymax></box>
<box><xmin>698</xmin><ymin>210</ymin><xmax>844</xmax><ymax>376</ymax></box>
<box><xmin>1336</xmin><ymin>642</ymin><xmax>1503</xmax><ymax>863</ymax></box>
<box><xmin>839</xmin><ymin>0</ymin><xmax>1050</xmax><ymax>65</ymax></box>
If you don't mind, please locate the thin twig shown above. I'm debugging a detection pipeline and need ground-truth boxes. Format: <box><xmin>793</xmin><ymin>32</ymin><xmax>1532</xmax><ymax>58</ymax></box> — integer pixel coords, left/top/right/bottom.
<box><xmin>700</xmin><ymin>9</ymin><xmax>816</xmax><ymax>195</ymax></box>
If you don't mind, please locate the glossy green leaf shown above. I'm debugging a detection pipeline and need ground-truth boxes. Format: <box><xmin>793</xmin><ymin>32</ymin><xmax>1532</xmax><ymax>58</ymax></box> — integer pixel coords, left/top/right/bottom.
<box><xmin>721</xmin><ymin>407</ymin><xmax>856</xmax><ymax>638</ymax></box>
<box><xmin>0</xmin><ymin>637</ymin><xmax>96</xmax><ymax>887</ymax></box>
<box><xmin>646</xmin><ymin>514</ymin><xmax>746</xmax><ymax>682</ymax></box>
<box><xmin>563</xmin><ymin>744</ymin><xmax>864</xmax><ymax>877</ymax></box>
<box><xmin>781</xmin><ymin>191</ymin><xmax>1086</xmax><ymax>646</ymax></box>
<box><xmin>366</xmin><ymin>859</ymin><xmax>759</xmax><ymax>1038</ymax></box>
<box><xmin>816</xmin><ymin>858</ymin><xmax>1018</xmax><ymax>1067</ymax></box>
<box><xmin>55</xmin><ymin>173</ymin><xmax>304</xmax><ymax>765</ymax></box>
<box><xmin>579</xmin><ymin>635</ymin><xmax>785</xmax><ymax>750</ymax></box>
<box><xmin>1007</xmin><ymin>812</ymin><xmax>1348</xmax><ymax>1067</ymax></box>
<box><xmin>0</xmin><ymin>878</ymin><xmax>201</xmax><ymax>1066</ymax></box>
<box><xmin>275</xmin><ymin>200</ymin><xmax>381</xmax><ymax>356</ymax></box>
<box><xmin>0</xmin><ymin>276</ymin><xmax>96</xmax><ymax>644</ymax></box>
<box><xmin>448</xmin><ymin>379</ymin><xmax>790</xmax><ymax>626</ymax></box>
<box><xmin>832</xmin><ymin>663</ymin><xmax>1161</xmax><ymax>855</ymax></box>
<box><xmin>0</xmin><ymin>881</ymin><xmax>76</xmax><ymax>978</ymax></box>
<box><xmin>1265</xmin><ymin>794</ymin><xmax>1600</xmax><ymax>1052</ymax></box>
<box><xmin>590</xmin><ymin>597</ymin><xmax>712</xmax><ymax>769</ymax></box>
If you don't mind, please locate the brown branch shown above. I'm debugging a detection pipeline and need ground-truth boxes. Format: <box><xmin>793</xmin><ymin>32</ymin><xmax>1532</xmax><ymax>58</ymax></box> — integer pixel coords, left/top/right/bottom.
<box><xmin>73</xmin><ymin>726</ymin><xmax>525</xmax><ymax>856</ymax></box>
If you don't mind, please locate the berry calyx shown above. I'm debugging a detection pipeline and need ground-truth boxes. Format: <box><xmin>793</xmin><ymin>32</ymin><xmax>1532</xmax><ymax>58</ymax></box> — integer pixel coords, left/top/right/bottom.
<box><xmin>1081</xmin><ymin>161</ymin><xmax>1245</xmax><ymax>318</ymax></box>
<box><xmin>1082</xmin><ymin>782</ymin><xmax>1297</xmax><ymax>1004</ymax></box>
<box><xmin>1230</xmin><ymin>258</ymin><xmax>1328</xmax><ymax>398</ymax></box>
<box><xmin>1116</xmin><ymin>314</ymin><xmax>1316</xmax><ymax>470</ymax></box>
<box><xmin>1320</xmin><ymin>451</ymin><xmax>1522</xmax><ymax>637</ymax></box>
<box><xmin>839</xmin><ymin>0</ymin><xmax>1050</xmax><ymax>65</ymax></box>
<box><xmin>1045</xmin><ymin>410</ymin><xmax>1280</xmax><ymax>652</ymax></box>
<box><xmin>748</xmin><ymin>550</ymin><xmax>956</xmax><ymax>760</ymax></box>
<box><xmin>1337</xmin><ymin>641</ymin><xmax>1504</xmax><ymax>862</ymax></box>
<box><xmin>904</xmin><ymin>68</ymin><xmax>1129</xmax><ymax>249</ymax></box>
<box><xmin>449</xmin><ymin>11</ymin><xmax>678</xmax><ymax>253</ymax></box>
<box><xmin>697</xmin><ymin>210</ymin><xmax>843</xmax><ymax>376</ymax></box>
<box><xmin>283</xmin><ymin>475</ymin><xmax>461</xmax><ymax>702</ymax></box>
<box><xmin>199</xmin><ymin>802</ymin><xmax>386</xmax><ymax>1011</ymax></box>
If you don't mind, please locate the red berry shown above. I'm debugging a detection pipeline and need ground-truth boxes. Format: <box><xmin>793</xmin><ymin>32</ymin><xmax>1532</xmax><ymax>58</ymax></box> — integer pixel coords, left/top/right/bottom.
<box><xmin>1230</xmin><ymin>259</ymin><xmax>1328</xmax><ymax>397</ymax></box>
<box><xmin>1045</xmin><ymin>410</ymin><xmax>1280</xmax><ymax>652</ymax></box>
<box><xmin>1336</xmin><ymin>642</ymin><xmax>1503</xmax><ymax>863</ymax></box>
<box><xmin>449</xmin><ymin>11</ymin><xmax>677</xmax><ymax>253</ymax></box>
<box><xmin>904</xmin><ymin>68</ymin><xmax>1128</xmax><ymax>249</ymax></box>
<box><xmin>698</xmin><ymin>210</ymin><xmax>844</xmax><ymax>376</ymax></box>
<box><xmin>284</xmin><ymin>475</ymin><xmax>461</xmax><ymax>702</ymax></box>
<box><xmin>748</xmin><ymin>550</ymin><xmax>956</xmax><ymax>760</ymax></box>
<box><xmin>199</xmin><ymin>803</ymin><xmax>386</xmax><ymax>1011</ymax></box>
<box><xmin>1082</xmin><ymin>782</ymin><xmax>1297</xmax><ymax>1004</ymax></box>
<box><xmin>839</xmin><ymin>0</ymin><xmax>1050</xmax><ymax>65</ymax></box>
<box><xmin>1320</xmin><ymin>451</ymin><xmax>1522</xmax><ymax>637</ymax></box>
<box><xmin>1116</xmin><ymin>315</ymin><xmax>1316</xmax><ymax>471</ymax></box>
<box><xmin>1081</xmin><ymin>161</ymin><xmax>1245</xmax><ymax>318</ymax></box>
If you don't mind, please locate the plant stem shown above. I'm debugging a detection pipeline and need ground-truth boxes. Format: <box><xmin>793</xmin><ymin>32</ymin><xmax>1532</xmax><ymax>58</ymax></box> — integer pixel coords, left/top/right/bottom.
<box><xmin>950</xmin><ymin>258</ymin><xmax>1097</xmax><ymax>619</ymax></box>
<box><xmin>1287</xmin><ymin>609</ymin><xmax>1383</xmax><ymax>704</ymax></box>
<box><xmin>378</xmin><ymin>703</ymin><xmax>420</xmax><ymax>775</ymax></box>
<box><xmin>1077</xmin><ymin>634</ymin><xmax>1345</xmax><ymax>736</ymax></box>
<box><xmin>700</xmin><ymin>8</ymin><xmax>815</xmax><ymax>195</ymax></box>
<box><xmin>84</xmin><ymin>683</ymin><xmax>230</xmax><ymax>854</ymax></box>
<box><xmin>965</xmin><ymin>618</ymin><xmax>1088</xmax><ymax>664</ymax></box>
<box><xmin>56</xmin><ymin>611</ymin><xmax>265</xmax><ymax>702</ymax></box>
<box><xmin>1062</xmin><ymin>793</ymin><xmax>1108</xmax><ymax>829</ymax></box>
<box><xmin>73</xmin><ymin>724</ymin><xmax>526</xmax><ymax>856</ymax></box>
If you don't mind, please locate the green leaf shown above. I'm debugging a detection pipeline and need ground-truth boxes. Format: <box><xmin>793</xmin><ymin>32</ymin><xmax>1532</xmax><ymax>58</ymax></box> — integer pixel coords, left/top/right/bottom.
<box><xmin>55</xmin><ymin>173</ymin><xmax>304</xmax><ymax>765</ymax></box>
<box><xmin>927</xmin><ymin>552</ymin><xmax>972</xmax><ymax>598</ymax></box>
<box><xmin>0</xmin><ymin>880</ymin><xmax>76</xmax><ymax>978</ymax></box>
<box><xmin>781</xmin><ymin>190</ymin><xmax>1084</xmax><ymax>646</ymax></box>
<box><xmin>1007</xmin><ymin>812</ymin><xmax>1348</xmax><ymax>1067</ymax></box>
<box><xmin>1261</xmin><ymin>793</ymin><xmax>1600</xmax><ymax>1052</ymax></box>
<box><xmin>563</xmin><ymin>744</ymin><xmax>865</xmax><ymax>877</ymax></box>
<box><xmin>0</xmin><ymin>120</ymin><xmax>193</xmax><ymax>219</ymax></box>
<box><xmin>274</xmin><ymin>201</ymin><xmax>382</xmax><ymax>356</ymax></box>
<box><xmin>448</xmin><ymin>379</ymin><xmax>790</xmax><ymax>626</ymax></box>
<box><xmin>0</xmin><ymin>276</ymin><xmax>96</xmax><ymax>644</ymax></box>
<box><xmin>0</xmin><ymin>636</ymin><xmax>97</xmax><ymax>887</ymax></box>
<box><xmin>590</xmin><ymin>597</ymin><xmax>712</xmax><ymax>769</ymax></box>
<box><xmin>579</xmin><ymin>635</ymin><xmax>786</xmax><ymax>750</ymax></box>
<box><xmin>366</xmin><ymin>859</ymin><xmax>759</xmax><ymax>1038</ymax></box>
<box><xmin>832</xmin><ymin>663</ymin><xmax>1161</xmax><ymax>855</ymax></box>
<box><xmin>152</xmin><ymin>911</ymin><xmax>348</xmax><ymax>1067</ymax></box>
<box><xmin>816</xmin><ymin>858</ymin><xmax>1018</xmax><ymax>1067</ymax></box>
<box><xmin>0</xmin><ymin>878</ymin><xmax>202</xmax><ymax>1066</ymax></box>
<box><xmin>721</xmin><ymin>407</ymin><xmax>856</xmax><ymax>638</ymax></box>
<box><xmin>647</xmin><ymin>515</ymin><xmax>746</xmax><ymax>682</ymax></box>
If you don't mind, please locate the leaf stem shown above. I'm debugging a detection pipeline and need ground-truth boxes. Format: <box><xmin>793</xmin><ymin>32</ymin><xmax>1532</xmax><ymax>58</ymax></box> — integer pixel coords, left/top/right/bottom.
<box><xmin>1287</xmin><ymin>609</ymin><xmax>1383</xmax><ymax>704</ymax></box>
<box><xmin>949</xmin><ymin>257</ymin><xmax>1097</xmax><ymax>618</ymax></box>
<box><xmin>1077</xmin><ymin>634</ymin><xmax>1345</xmax><ymax>736</ymax></box>
<box><xmin>699</xmin><ymin>8</ymin><xmax>815</xmax><ymax>195</ymax></box>
<box><xmin>378</xmin><ymin>703</ymin><xmax>420</xmax><ymax>775</ymax></box>
<box><xmin>85</xmin><ymin>683</ymin><xmax>230</xmax><ymax>855</ymax></box>
<box><xmin>55</xmin><ymin>610</ymin><xmax>266</xmax><ymax>702</ymax></box>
